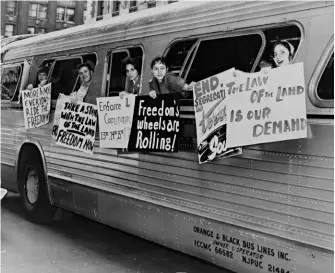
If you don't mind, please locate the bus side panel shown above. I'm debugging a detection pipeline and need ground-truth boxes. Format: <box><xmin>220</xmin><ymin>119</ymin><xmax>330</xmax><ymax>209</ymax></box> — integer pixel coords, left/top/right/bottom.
<box><xmin>46</xmin><ymin>120</ymin><xmax>333</xmax><ymax>253</ymax></box>
<box><xmin>47</xmin><ymin>179</ymin><xmax>334</xmax><ymax>273</ymax></box>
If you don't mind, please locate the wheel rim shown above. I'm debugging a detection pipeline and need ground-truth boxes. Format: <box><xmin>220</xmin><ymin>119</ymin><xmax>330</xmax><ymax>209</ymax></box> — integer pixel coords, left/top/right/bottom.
<box><xmin>25</xmin><ymin>168</ymin><xmax>39</xmax><ymax>204</ymax></box>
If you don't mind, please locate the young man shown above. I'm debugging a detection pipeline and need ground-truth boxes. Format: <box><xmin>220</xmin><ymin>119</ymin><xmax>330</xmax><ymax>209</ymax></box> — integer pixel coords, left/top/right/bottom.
<box><xmin>148</xmin><ymin>56</ymin><xmax>195</xmax><ymax>99</ymax></box>
<box><xmin>69</xmin><ymin>61</ymin><xmax>95</xmax><ymax>103</ymax></box>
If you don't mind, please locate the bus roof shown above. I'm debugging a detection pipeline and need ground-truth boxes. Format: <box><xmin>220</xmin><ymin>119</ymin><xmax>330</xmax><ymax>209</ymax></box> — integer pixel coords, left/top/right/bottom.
<box><xmin>2</xmin><ymin>1</ymin><xmax>333</xmax><ymax>61</ymax></box>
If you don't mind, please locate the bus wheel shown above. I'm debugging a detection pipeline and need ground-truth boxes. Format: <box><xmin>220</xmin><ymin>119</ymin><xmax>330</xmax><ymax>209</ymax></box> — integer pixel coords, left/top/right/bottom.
<box><xmin>18</xmin><ymin>149</ymin><xmax>56</xmax><ymax>224</ymax></box>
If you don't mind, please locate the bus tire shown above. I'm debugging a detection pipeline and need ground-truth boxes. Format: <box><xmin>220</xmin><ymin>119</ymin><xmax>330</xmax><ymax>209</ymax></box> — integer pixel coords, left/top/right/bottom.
<box><xmin>17</xmin><ymin>148</ymin><xmax>56</xmax><ymax>224</ymax></box>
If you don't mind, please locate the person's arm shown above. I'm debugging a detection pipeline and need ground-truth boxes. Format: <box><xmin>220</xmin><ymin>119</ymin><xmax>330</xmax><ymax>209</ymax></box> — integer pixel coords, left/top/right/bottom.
<box><xmin>148</xmin><ymin>78</ymin><xmax>157</xmax><ymax>99</ymax></box>
<box><xmin>167</xmin><ymin>74</ymin><xmax>196</xmax><ymax>93</ymax></box>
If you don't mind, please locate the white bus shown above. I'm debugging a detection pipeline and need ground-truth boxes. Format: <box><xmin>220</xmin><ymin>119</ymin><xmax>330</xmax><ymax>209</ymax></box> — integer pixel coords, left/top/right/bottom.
<box><xmin>1</xmin><ymin>2</ymin><xmax>333</xmax><ymax>273</ymax></box>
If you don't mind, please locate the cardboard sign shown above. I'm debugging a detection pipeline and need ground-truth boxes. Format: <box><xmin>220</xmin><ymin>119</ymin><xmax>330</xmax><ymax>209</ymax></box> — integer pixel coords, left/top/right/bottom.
<box><xmin>97</xmin><ymin>95</ymin><xmax>136</xmax><ymax>148</ymax></box>
<box><xmin>128</xmin><ymin>93</ymin><xmax>180</xmax><ymax>152</ymax></box>
<box><xmin>193</xmin><ymin>69</ymin><xmax>242</xmax><ymax>164</ymax></box>
<box><xmin>22</xmin><ymin>83</ymin><xmax>51</xmax><ymax>129</ymax></box>
<box><xmin>226</xmin><ymin>63</ymin><xmax>307</xmax><ymax>148</ymax></box>
<box><xmin>52</xmin><ymin>94</ymin><xmax>68</xmax><ymax>139</ymax></box>
<box><xmin>55</xmin><ymin>101</ymin><xmax>98</xmax><ymax>154</ymax></box>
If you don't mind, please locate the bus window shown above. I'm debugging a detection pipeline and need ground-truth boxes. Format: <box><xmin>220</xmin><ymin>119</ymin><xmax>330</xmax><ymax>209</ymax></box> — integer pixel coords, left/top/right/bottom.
<box><xmin>0</xmin><ymin>65</ymin><xmax>22</xmax><ymax>100</ymax></box>
<box><xmin>185</xmin><ymin>33</ymin><xmax>263</xmax><ymax>83</ymax></box>
<box><xmin>49</xmin><ymin>57</ymin><xmax>82</xmax><ymax>99</ymax></box>
<box><xmin>257</xmin><ymin>25</ymin><xmax>302</xmax><ymax>70</ymax></box>
<box><xmin>317</xmin><ymin>53</ymin><xmax>334</xmax><ymax>100</ymax></box>
<box><xmin>106</xmin><ymin>46</ymin><xmax>143</xmax><ymax>97</ymax></box>
<box><xmin>165</xmin><ymin>39</ymin><xmax>197</xmax><ymax>76</ymax></box>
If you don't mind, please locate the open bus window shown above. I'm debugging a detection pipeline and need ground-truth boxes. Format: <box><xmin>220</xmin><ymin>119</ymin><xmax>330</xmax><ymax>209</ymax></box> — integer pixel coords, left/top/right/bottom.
<box><xmin>186</xmin><ymin>34</ymin><xmax>262</xmax><ymax>83</ymax></box>
<box><xmin>49</xmin><ymin>57</ymin><xmax>82</xmax><ymax>100</ymax></box>
<box><xmin>0</xmin><ymin>65</ymin><xmax>22</xmax><ymax>101</ymax></box>
<box><xmin>257</xmin><ymin>25</ymin><xmax>301</xmax><ymax>70</ymax></box>
<box><xmin>317</xmin><ymin>53</ymin><xmax>334</xmax><ymax>100</ymax></box>
<box><xmin>106</xmin><ymin>46</ymin><xmax>143</xmax><ymax>97</ymax></box>
<box><xmin>165</xmin><ymin>39</ymin><xmax>197</xmax><ymax>76</ymax></box>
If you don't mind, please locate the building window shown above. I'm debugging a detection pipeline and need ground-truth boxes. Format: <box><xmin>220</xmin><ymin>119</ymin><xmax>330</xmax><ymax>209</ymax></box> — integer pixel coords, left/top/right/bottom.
<box><xmin>4</xmin><ymin>24</ymin><xmax>14</xmax><ymax>37</ymax></box>
<box><xmin>39</xmin><ymin>4</ymin><xmax>48</xmax><ymax>19</ymax></box>
<box><xmin>66</xmin><ymin>8</ymin><xmax>75</xmax><ymax>22</ymax></box>
<box><xmin>29</xmin><ymin>3</ymin><xmax>38</xmax><ymax>17</ymax></box>
<box><xmin>129</xmin><ymin>1</ymin><xmax>137</xmax><ymax>12</ymax></box>
<box><xmin>97</xmin><ymin>0</ymin><xmax>104</xmax><ymax>17</ymax></box>
<box><xmin>148</xmin><ymin>0</ymin><xmax>156</xmax><ymax>8</ymax></box>
<box><xmin>7</xmin><ymin>1</ymin><xmax>16</xmax><ymax>16</ymax></box>
<box><xmin>56</xmin><ymin>7</ymin><xmax>65</xmax><ymax>21</ymax></box>
<box><xmin>112</xmin><ymin>1</ymin><xmax>120</xmax><ymax>16</ymax></box>
<box><xmin>38</xmin><ymin>28</ymin><xmax>47</xmax><ymax>34</ymax></box>
<box><xmin>27</xmin><ymin>27</ymin><xmax>36</xmax><ymax>34</ymax></box>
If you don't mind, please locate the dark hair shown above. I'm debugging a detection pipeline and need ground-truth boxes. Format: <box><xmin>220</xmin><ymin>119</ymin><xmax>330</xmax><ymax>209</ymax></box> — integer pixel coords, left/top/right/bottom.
<box><xmin>37</xmin><ymin>67</ymin><xmax>49</xmax><ymax>75</ymax></box>
<box><xmin>273</xmin><ymin>40</ymin><xmax>295</xmax><ymax>58</ymax></box>
<box><xmin>123</xmin><ymin>57</ymin><xmax>142</xmax><ymax>75</ymax></box>
<box><xmin>77</xmin><ymin>60</ymin><xmax>95</xmax><ymax>72</ymax></box>
<box><xmin>150</xmin><ymin>56</ymin><xmax>169</xmax><ymax>69</ymax></box>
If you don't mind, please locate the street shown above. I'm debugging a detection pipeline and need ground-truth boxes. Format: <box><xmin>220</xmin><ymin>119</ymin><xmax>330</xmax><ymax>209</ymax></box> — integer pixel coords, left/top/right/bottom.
<box><xmin>1</xmin><ymin>192</ymin><xmax>231</xmax><ymax>273</ymax></box>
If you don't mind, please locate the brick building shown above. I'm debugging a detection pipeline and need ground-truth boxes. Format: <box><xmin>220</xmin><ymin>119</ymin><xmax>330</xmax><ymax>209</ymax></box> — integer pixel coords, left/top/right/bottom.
<box><xmin>1</xmin><ymin>1</ymin><xmax>87</xmax><ymax>38</ymax></box>
<box><xmin>85</xmin><ymin>0</ymin><xmax>178</xmax><ymax>24</ymax></box>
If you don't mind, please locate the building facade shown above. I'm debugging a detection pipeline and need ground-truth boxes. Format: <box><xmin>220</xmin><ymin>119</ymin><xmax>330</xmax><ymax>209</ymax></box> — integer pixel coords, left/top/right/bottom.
<box><xmin>1</xmin><ymin>1</ymin><xmax>87</xmax><ymax>38</ymax></box>
<box><xmin>85</xmin><ymin>0</ymin><xmax>178</xmax><ymax>24</ymax></box>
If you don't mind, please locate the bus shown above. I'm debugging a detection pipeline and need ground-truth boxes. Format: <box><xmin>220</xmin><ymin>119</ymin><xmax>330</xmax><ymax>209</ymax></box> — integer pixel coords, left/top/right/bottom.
<box><xmin>1</xmin><ymin>2</ymin><xmax>333</xmax><ymax>273</ymax></box>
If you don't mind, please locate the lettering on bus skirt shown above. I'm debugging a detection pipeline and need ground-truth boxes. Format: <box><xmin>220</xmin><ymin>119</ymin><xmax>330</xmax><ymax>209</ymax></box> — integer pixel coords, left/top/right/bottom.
<box><xmin>55</xmin><ymin>100</ymin><xmax>98</xmax><ymax>154</ymax></box>
<box><xmin>226</xmin><ymin>63</ymin><xmax>307</xmax><ymax>148</ymax></box>
<box><xmin>97</xmin><ymin>95</ymin><xmax>136</xmax><ymax>148</ymax></box>
<box><xmin>127</xmin><ymin>93</ymin><xmax>180</xmax><ymax>152</ymax></box>
<box><xmin>193</xmin><ymin>69</ymin><xmax>242</xmax><ymax>164</ymax></box>
<box><xmin>192</xmin><ymin>225</ymin><xmax>292</xmax><ymax>273</ymax></box>
<box><xmin>22</xmin><ymin>83</ymin><xmax>51</xmax><ymax>129</ymax></box>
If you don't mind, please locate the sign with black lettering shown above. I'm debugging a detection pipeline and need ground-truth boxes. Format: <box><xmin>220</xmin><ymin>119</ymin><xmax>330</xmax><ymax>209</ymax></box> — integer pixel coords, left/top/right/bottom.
<box><xmin>22</xmin><ymin>83</ymin><xmax>51</xmax><ymax>129</ymax></box>
<box><xmin>193</xmin><ymin>69</ymin><xmax>242</xmax><ymax>164</ymax></box>
<box><xmin>55</xmin><ymin>101</ymin><xmax>98</xmax><ymax>154</ymax></box>
<box><xmin>97</xmin><ymin>95</ymin><xmax>136</xmax><ymax>148</ymax></box>
<box><xmin>127</xmin><ymin>93</ymin><xmax>180</xmax><ymax>152</ymax></box>
<box><xmin>226</xmin><ymin>63</ymin><xmax>307</xmax><ymax>147</ymax></box>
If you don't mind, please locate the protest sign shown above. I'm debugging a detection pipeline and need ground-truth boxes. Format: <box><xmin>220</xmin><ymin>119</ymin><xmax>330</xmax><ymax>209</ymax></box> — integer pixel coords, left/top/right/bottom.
<box><xmin>193</xmin><ymin>69</ymin><xmax>242</xmax><ymax>164</ymax></box>
<box><xmin>226</xmin><ymin>63</ymin><xmax>307</xmax><ymax>148</ymax></box>
<box><xmin>52</xmin><ymin>95</ymin><xmax>69</xmax><ymax>139</ymax></box>
<box><xmin>128</xmin><ymin>93</ymin><xmax>180</xmax><ymax>152</ymax></box>
<box><xmin>55</xmin><ymin>101</ymin><xmax>98</xmax><ymax>154</ymax></box>
<box><xmin>97</xmin><ymin>95</ymin><xmax>136</xmax><ymax>148</ymax></box>
<box><xmin>22</xmin><ymin>83</ymin><xmax>51</xmax><ymax>129</ymax></box>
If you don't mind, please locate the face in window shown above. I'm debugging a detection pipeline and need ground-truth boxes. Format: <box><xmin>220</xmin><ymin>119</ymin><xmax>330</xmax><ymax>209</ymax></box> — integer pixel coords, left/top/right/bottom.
<box><xmin>78</xmin><ymin>66</ymin><xmax>93</xmax><ymax>84</ymax></box>
<box><xmin>126</xmin><ymin>64</ymin><xmax>139</xmax><ymax>81</ymax></box>
<box><xmin>38</xmin><ymin>72</ymin><xmax>48</xmax><ymax>83</ymax></box>
<box><xmin>151</xmin><ymin>61</ymin><xmax>167</xmax><ymax>82</ymax></box>
<box><xmin>273</xmin><ymin>44</ymin><xmax>291</xmax><ymax>67</ymax></box>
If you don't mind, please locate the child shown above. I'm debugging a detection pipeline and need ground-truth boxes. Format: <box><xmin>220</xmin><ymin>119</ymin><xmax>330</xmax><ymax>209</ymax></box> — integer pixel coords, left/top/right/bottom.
<box><xmin>148</xmin><ymin>56</ymin><xmax>195</xmax><ymax>99</ymax></box>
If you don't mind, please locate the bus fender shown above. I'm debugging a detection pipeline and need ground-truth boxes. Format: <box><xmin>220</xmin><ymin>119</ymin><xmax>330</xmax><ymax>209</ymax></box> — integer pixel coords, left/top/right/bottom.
<box><xmin>16</xmin><ymin>138</ymin><xmax>48</xmax><ymax>185</ymax></box>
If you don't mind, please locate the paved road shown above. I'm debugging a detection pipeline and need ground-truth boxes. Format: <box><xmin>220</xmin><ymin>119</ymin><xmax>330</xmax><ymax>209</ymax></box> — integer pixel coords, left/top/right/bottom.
<box><xmin>1</xmin><ymin>192</ymin><xmax>233</xmax><ymax>273</ymax></box>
